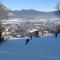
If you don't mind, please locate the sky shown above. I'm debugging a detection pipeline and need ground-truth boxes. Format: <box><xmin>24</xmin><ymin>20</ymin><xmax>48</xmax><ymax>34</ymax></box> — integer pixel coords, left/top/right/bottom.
<box><xmin>1</xmin><ymin>0</ymin><xmax>60</xmax><ymax>12</ymax></box>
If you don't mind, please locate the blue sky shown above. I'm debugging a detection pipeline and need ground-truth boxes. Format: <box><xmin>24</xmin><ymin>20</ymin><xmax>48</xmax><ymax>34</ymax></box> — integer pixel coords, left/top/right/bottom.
<box><xmin>1</xmin><ymin>0</ymin><xmax>60</xmax><ymax>12</ymax></box>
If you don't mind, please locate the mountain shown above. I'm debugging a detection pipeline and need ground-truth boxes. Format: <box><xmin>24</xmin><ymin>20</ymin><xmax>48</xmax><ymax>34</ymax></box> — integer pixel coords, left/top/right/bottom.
<box><xmin>9</xmin><ymin>9</ymin><xmax>59</xmax><ymax>20</ymax></box>
<box><xmin>14</xmin><ymin>9</ymin><xmax>47</xmax><ymax>20</ymax></box>
<box><xmin>7</xmin><ymin>10</ymin><xmax>18</xmax><ymax>18</ymax></box>
<box><xmin>0</xmin><ymin>4</ymin><xmax>59</xmax><ymax>20</ymax></box>
<box><xmin>0</xmin><ymin>3</ymin><xmax>8</xmax><ymax>19</ymax></box>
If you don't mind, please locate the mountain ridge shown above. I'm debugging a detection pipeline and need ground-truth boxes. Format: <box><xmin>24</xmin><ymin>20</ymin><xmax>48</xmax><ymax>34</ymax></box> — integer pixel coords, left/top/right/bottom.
<box><xmin>0</xmin><ymin>4</ymin><xmax>59</xmax><ymax>20</ymax></box>
<box><xmin>12</xmin><ymin>9</ymin><xmax>59</xmax><ymax>20</ymax></box>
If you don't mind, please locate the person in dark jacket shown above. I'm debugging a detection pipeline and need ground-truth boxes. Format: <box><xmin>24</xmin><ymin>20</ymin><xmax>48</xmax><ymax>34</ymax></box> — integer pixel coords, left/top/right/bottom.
<box><xmin>55</xmin><ymin>32</ymin><xmax>58</xmax><ymax>38</ymax></box>
<box><xmin>25</xmin><ymin>38</ymin><xmax>29</xmax><ymax>45</ymax></box>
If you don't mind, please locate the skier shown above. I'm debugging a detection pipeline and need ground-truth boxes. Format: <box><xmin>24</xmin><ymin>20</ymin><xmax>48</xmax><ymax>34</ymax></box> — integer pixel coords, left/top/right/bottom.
<box><xmin>25</xmin><ymin>38</ymin><xmax>29</xmax><ymax>45</ymax></box>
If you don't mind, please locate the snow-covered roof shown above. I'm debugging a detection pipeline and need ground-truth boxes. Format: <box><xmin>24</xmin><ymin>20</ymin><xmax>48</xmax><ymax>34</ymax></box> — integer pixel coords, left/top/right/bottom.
<box><xmin>30</xmin><ymin>29</ymin><xmax>38</xmax><ymax>33</ymax></box>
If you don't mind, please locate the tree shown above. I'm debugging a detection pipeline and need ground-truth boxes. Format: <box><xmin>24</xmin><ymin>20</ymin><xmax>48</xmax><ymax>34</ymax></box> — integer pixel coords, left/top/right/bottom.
<box><xmin>55</xmin><ymin>3</ymin><xmax>60</xmax><ymax>17</ymax></box>
<box><xmin>0</xmin><ymin>3</ymin><xmax>7</xmax><ymax>41</ymax></box>
<box><xmin>54</xmin><ymin>3</ymin><xmax>60</xmax><ymax>37</ymax></box>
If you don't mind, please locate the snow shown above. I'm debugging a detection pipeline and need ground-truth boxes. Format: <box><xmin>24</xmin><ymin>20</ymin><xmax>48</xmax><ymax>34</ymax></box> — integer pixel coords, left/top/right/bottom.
<box><xmin>0</xmin><ymin>35</ymin><xmax>60</xmax><ymax>60</ymax></box>
<box><xmin>30</xmin><ymin>29</ymin><xmax>38</xmax><ymax>33</ymax></box>
<box><xmin>9</xmin><ymin>37</ymin><xmax>30</xmax><ymax>40</ymax></box>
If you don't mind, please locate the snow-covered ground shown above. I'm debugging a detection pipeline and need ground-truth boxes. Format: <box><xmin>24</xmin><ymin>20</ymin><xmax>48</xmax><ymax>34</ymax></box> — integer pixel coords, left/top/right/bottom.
<box><xmin>0</xmin><ymin>35</ymin><xmax>60</xmax><ymax>60</ymax></box>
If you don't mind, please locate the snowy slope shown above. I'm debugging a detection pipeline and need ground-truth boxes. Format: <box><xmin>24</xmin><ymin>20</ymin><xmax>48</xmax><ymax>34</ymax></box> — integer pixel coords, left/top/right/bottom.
<box><xmin>0</xmin><ymin>35</ymin><xmax>60</xmax><ymax>60</ymax></box>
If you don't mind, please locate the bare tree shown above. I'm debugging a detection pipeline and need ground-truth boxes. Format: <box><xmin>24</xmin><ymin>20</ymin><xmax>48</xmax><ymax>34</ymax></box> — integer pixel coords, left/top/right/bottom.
<box><xmin>55</xmin><ymin>3</ymin><xmax>60</xmax><ymax>16</ymax></box>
